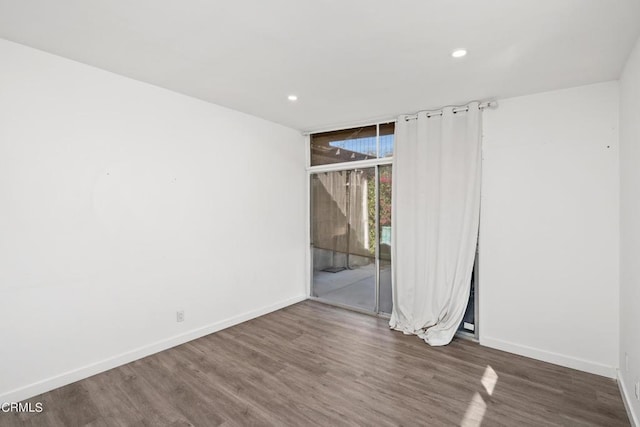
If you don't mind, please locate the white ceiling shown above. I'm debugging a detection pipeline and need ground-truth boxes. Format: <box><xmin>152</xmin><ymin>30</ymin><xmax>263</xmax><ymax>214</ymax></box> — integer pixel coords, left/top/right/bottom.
<box><xmin>1</xmin><ymin>1</ymin><xmax>639</xmax><ymax>131</ymax></box>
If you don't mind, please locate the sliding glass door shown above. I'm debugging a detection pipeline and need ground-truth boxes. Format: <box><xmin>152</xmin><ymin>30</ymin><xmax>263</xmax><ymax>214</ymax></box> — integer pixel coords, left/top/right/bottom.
<box><xmin>308</xmin><ymin>121</ymin><xmax>477</xmax><ymax>334</ymax></box>
<box><xmin>310</xmin><ymin>165</ymin><xmax>392</xmax><ymax>314</ymax></box>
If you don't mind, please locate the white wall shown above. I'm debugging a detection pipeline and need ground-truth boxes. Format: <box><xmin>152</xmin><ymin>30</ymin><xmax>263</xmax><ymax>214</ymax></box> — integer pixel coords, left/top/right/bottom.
<box><xmin>620</xmin><ymin>35</ymin><xmax>640</xmax><ymax>424</ymax></box>
<box><xmin>480</xmin><ymin>82</ymin><xmax>620</xmax><ymax>377</ymax></box>
<box><xmin>0</xmin><ymin>39</ymin><xmax>307</xmax><ymax>402</ymax></box>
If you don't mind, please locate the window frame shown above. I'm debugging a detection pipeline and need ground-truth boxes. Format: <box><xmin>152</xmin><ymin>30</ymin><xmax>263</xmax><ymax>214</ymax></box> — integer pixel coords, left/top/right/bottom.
<box><xmin>306</xmin><ymin>121</ymin><xmax>395</xmax><ymax>171</ymax></box>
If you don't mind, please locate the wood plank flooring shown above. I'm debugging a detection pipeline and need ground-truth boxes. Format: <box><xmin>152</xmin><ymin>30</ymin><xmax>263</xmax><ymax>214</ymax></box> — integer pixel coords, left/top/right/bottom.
<box><xmin>0</xmin><ymin>301</ymin><xmax>630</xmax><ymax>426</ymax></box>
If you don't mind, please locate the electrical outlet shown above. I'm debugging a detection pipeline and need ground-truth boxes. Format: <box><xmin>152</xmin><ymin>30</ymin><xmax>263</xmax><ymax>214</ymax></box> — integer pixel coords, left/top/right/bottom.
<box><xmin>635</xmin><ymin>381</ymin><xmax>639</xmax><ymax>401</ymax></box>
<box><xmin>176</xmin><ymin>310</ymin><xmax>185</xmax><ymax>323</ymax></box>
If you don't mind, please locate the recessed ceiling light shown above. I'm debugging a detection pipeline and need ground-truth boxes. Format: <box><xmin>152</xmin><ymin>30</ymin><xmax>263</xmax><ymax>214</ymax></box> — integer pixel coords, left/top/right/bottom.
<box><xmin>288</xmin><ymin>95</ymin><xmax>298</xmax><ymax>101</ymax></box>
<box><xmin>452</xmin><ymin>49</ymin><xmax>467</xmax><ymax>58</ymax></box>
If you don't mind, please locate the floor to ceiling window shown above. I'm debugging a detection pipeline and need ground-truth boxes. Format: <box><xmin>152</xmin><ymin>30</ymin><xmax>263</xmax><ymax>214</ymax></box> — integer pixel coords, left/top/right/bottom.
<box><xmin>308</xmin><ymin>121</ymin><xmax>477</xmax><ymax>333</ymax></box>
<box><xmin>309</xmin><ymin>123</ymin><xmax>394</xmax><ymax>315</ymax></box>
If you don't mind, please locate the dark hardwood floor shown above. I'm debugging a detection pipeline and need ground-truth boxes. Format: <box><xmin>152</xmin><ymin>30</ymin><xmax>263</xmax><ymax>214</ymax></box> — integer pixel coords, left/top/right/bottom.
<box><xmin>1</xmin><ymin>301</ymin><xmax>629</xmax><ymax>426</ymax></box>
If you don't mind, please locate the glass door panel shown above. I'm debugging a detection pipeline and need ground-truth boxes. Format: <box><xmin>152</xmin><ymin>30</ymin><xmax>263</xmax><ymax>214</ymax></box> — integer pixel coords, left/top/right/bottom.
<box><xmin>378</xmin><ymin>165</ymin><xmax>393</xmax><ymax>314</ymax></box>
<box><xmin>311</xmin><ymin>168</ymin><xmax>377</xmax><ymax>312</ymax></box>
<box><xmin>458</xmin><ymin>256</ymin><xmax>478</xmax><ymax>336</ymax></box>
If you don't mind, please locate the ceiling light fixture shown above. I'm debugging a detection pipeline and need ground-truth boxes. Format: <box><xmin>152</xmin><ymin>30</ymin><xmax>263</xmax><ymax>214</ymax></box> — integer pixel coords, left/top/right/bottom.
<box><xmin>288</xmin><ymin>94</ymin><xmax>298</xmax><ymax>101</ymax></box>
<box><xmin>451</xmin><ymin>49</ymin><xmax>467</xmax><ymax>58</ymax></box>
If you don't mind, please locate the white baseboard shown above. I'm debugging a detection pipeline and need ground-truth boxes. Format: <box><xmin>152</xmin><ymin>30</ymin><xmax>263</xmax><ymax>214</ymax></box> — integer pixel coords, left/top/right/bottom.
<box><xmin>1</xmin><ymin>294</ymin><xmax>307</xmax><ymax>404</ymax></box>
<box><xmin>480</xmin><ymin>336</ymin><xmax>616</xmax><ymax>378</ymax></box>
<box><xmin>618</xmin><ymin>370</ymin><xmax>639</xmax><ymax>427</ymax></box>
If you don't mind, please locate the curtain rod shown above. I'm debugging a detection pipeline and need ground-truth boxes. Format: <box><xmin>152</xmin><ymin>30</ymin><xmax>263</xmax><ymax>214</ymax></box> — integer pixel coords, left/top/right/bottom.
<box><xmin>303</xmin><ymin>100</ymin><xmax>498</xmax><ymax>135</ymax></box>
<box><xmin>403</xmin><ymin>101</ymin><xmax>498</xmax><ymax>121</ymax></box>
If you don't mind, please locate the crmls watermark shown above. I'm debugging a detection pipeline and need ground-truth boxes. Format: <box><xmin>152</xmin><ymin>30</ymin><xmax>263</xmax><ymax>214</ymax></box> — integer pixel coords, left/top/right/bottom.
<box><xmin>1</xmin><ymin>402</ymin><xmax>44</xmax><ymax>413</ymax></box>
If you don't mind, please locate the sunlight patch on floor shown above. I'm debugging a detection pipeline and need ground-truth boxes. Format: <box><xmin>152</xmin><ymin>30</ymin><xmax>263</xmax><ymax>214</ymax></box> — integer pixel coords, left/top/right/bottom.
<box><xmin>461</xmin><ymin>392</ymin><xmax>487</xmax><ymax>427</ymax></box>
<box><xmin>481</xmin><ymin>365</ymin><xmax>498</xmax><ymax>396</ymax></box>
<box><xmin>461</xmin><ymin>365</ymin><xmax>499</xmax><ymax>426</ymax></box>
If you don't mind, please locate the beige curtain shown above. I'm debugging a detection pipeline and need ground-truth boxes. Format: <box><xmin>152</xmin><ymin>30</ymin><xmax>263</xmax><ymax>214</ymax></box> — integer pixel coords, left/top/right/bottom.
<box><xmin>390</xmin><ymin>103</ymin><xmax>482</xmax><ymax>346</ymax></box>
